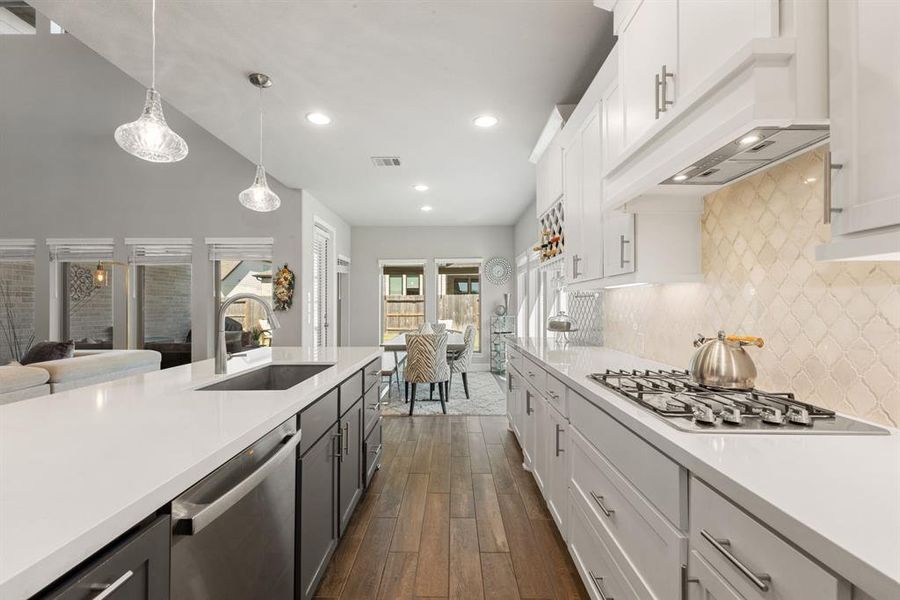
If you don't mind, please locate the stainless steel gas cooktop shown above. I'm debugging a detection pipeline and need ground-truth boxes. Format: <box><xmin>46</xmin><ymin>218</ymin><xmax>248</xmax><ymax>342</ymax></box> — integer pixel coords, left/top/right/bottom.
<box><xmin>589</xmin><ymin>369</ymin><xmax>888</xmax><ymax>435</ymax></box>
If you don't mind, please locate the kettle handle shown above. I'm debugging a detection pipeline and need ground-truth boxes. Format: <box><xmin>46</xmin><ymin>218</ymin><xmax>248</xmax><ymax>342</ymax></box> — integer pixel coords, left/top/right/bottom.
<box><xmin>725</xmin><ymin>335</ymin><xmax>765</xmax><ymax>348</ymax></box>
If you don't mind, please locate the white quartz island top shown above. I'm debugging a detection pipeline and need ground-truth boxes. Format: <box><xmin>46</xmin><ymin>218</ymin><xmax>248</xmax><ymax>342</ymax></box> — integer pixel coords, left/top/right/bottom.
<box><xmin>0</xmin><ymin>346</ymin><xmax>381</xmax><ymax>600</ymax></box>
<box><xmin>509</xmin><ymin>339</ymin><xmax>900</xmax><ymax>599</ymax></box>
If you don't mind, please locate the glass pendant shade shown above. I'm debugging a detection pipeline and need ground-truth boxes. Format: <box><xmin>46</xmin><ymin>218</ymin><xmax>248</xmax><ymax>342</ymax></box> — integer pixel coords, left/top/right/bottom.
<box><xmin>239</xmin><ymin>165</ymin><xmax>281</xmax><ymax>212</ymax></box>
<box><xmin>93</xmin><ymin>262</ymin><xmax>110</xmax><ymax>287</ymax></box>
<box><xmin>115</xmin><ymin>88</ymin><xmax>188</xmax><ymax>163</ymax></box>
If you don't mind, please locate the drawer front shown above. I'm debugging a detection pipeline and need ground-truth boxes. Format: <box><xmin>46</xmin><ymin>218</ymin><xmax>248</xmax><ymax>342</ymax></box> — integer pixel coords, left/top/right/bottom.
<box><xmin>570</xmin><ymin>390</ymin><xmax>685</xmax><ymax>526</ymax></box>
<box><xmin>299</xmin><ymin>389</ymin><xmax>339</xmax><ymax>456</ymax></box>
<box><xmin>570</xmin><ymin>428</ymin><xmax>686</xmax><ymax>600</ymax></box>
<box><xmin>363</xmin><ymin>357</ymin><xmax>382</xmax><ymax>393</ymax></box>
<box><xmin>523</xmin><ymin>358</ymin><xmax>547</xmax><ymax>394</ymax></box>
<box><xmin>364</xmin><ymin>418</ymin><xmax>383</xmax><ymax>487</ymax></box>
<box><xmin>545</xmin><ymin>373</ymin><xmax>567</xmax><ymax>416</ymax></box>
<box><xmin>339</xmin><ymin>371</ymin><xmax>363</xmax><ymax>416</ymax></box>
<box><xmin>363</xmin><ymin>382</ymin><xmax>381</xmax><ymax>437</ymax></box>
<box><xmin>507</xmin><ymin>346</ymin><xmax>524</xmax><ymax>373</ymax></box>
<box><xmin>568</xmin><ymin>492</ymin><xmax>643</xmax><ymax>600</ymax></box>
<box><xmin>47</xmin><ymin>515</ymin><xmax>170</xmax><ymax>600</ymax></box>
<box><xmin>691</xmin><ymin>478</ymin><xmax>845</xmax><ymax>600</ymax></box>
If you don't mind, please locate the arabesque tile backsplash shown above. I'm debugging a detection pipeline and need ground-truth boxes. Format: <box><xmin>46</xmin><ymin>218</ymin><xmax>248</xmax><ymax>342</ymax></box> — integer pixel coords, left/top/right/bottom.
<box><xmin>602</xmin><ymin>148</ymin><xmax>900</xmax><ymax>427</ymax></box>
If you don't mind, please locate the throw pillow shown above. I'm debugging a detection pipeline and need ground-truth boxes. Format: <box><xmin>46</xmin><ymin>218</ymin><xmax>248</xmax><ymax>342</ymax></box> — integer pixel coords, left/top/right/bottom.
<box><xmin>20</xmin><ymin>341</ymin><xmax>75</xmax><ymax>365</ymax></box>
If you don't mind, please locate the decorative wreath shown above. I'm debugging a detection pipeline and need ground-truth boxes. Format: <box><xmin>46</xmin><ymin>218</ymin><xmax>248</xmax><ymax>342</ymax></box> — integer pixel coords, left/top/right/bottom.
<box><xmin>484</xmin><ymin>256</ymin><xmax>513</xmax><ymax>285</ymax></box>
<box><xmin>273</xmin><ymin>264</ymin><xmax>295</xmax><ymax>311</ymax></box>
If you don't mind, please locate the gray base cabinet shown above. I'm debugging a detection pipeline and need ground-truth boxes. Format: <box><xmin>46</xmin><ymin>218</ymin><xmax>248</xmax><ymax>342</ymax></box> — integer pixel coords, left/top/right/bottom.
<box><xmin>297</xmin><ymin>423</ymin><xmax>339</xmax><ymax>600</ymax></box>
<box><xmin>43</xmin><ymin>515</ymin><xmax>170</xmax><ymax>600</ymax></box>
<box><xmin>339</xmin><ymin>398</ymin><xmax>363</xmax><ymax>536</ymax></box>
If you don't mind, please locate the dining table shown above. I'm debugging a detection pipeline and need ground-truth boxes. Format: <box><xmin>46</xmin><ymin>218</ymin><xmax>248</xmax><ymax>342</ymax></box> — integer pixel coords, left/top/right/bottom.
<box><xmin>382</xmin><ymin>331</ymin><xmax>467</xmax><ymax>401</ymax></box>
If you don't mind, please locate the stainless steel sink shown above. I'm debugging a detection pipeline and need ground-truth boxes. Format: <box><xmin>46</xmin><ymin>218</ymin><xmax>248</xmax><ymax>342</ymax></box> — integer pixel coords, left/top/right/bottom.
<box><xmin>198</xmin><ymin>364</ymin><xmax>334</xmax><ymax>391</ymax></box>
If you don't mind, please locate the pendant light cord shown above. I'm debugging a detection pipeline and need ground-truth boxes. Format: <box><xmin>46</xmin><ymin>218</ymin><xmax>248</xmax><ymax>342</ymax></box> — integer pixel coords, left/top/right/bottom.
<box><xmin>258</xmin><ymin>86</ymin><xmax>264</xmax><ymax>166</ymax></box>
<box><xmin>150</xmin><ymin>0</ymin><xmax>157</xmax><ymax>89</ymax></box>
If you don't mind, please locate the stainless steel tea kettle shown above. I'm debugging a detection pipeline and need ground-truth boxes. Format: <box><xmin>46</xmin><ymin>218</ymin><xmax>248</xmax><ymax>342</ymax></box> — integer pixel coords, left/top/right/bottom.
<box><xmin>689</xmin><ymin>331</ymin><xmax>764</xmax><ymax>390</ymax></box>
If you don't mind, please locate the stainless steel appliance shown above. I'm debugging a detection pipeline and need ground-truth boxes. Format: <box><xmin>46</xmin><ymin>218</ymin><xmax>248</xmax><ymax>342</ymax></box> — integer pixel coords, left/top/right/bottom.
<box><xmin>589</xmin><ymin>369</ymin><xmax>887</xmax><ymax>434</ymax></box>
<box><xmin>171</xmin><ymin>419</ymin><xmax>301</xmax><ymax>599</ymax></box>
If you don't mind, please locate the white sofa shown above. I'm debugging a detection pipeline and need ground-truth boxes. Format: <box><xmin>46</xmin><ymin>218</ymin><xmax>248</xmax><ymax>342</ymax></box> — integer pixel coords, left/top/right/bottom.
<box><xmin>0</xmin><ymin>350</ymin><xmax>161</xmax><ymax>405</ymax></box>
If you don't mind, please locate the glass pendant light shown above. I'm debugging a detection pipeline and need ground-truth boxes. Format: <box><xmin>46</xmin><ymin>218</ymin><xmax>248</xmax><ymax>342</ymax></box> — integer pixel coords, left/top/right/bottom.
<box><xmin>114</xmin><ymin>0</ymin><xmax>188</xmax><ymax>163</ymax></box>
<box><xmin>93</xmin><ymin>262</ymin><xmax>109</xmax><ymax>287</ymax></box>
<box><xmin>239</xmin><ymin>73</ymin><xmax>281</xmax><ymax>212</ymax></box>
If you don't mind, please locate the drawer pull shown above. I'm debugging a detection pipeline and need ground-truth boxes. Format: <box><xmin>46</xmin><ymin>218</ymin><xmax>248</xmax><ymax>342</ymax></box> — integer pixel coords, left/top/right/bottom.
<box><xmin>555</xmin><ymin>424</ymin><xmax>564</xmax><ymax>457</ymax></box>
<box><xmin>89</xmin><ymin>570</ymin><xmax>134</xmax><ymax>599</ymax></box>
<box><xmin>588</xmin><ymin>570</ymin><xmax>613</xmax><ymax>600</ymax></box>
<box><xmin>700</xmin><ymin>529</ymin><xmax>771</xmax><ymax>592</ymax></box>
<box><xmin>590</xmin><ymin>491</ymin><xmax>614</xmax><ymax>517</ymax></box>
<box><xmin>547</xmin><ymin>390</ymin><xmax>560</xmax><ymax>400</ymax></box>
<box><xmin>368</xmin><ymin>443</ymin><xmax>383</xmax><ymax>455</ymax></box>
<box><xmin>527</xmin><ymin>371</ymin><xmax>536</xmax><ymax>378</ymax></box>
<box><xmin>367</xmin><ymin>369</ymin><xmax>380</xmax><ymax>376</ymax></box>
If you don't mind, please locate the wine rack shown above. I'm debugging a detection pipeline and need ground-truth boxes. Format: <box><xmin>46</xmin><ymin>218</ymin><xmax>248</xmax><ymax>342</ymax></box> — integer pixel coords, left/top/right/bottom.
<box><xmin>534</xmin><ymin>199</ymin><xmax>565</xmax><ymax>262</ymax></box>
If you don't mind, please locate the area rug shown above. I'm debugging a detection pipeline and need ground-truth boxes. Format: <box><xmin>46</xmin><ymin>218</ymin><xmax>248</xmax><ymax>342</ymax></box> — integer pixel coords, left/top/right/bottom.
<box><xmin>380</xmin><ymin>371</ymin><xmax>507</xmax><ymax>416</ymax></box>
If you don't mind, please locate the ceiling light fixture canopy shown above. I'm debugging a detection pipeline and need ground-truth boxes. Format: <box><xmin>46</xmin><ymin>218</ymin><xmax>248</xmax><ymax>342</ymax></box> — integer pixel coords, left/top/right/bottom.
<box><xmin>114</xmin><ymin>0</ymin><xmax>188</xmax><ymax>163</ymax></box>
<box><xmin>239</xmin><ymin>73</ymin><xmax>281</xmax><ymax>212</ymax></box>
<box><xmin>306</xmin><ymin>112</ymin><xmax>332</xmax><ymax>125</ymax></box>
<box><xmin>473</xmin><ymin>114</ymin><xmax>499</xmax><ymax>128</ymax></box>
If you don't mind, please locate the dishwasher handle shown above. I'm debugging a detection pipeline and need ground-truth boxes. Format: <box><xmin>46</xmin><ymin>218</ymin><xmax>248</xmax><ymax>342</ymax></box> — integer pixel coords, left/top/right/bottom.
<box><xmin>173</xmin><ymin>429</ymin><xmax>302</xmax><ymax>536</ymax></box>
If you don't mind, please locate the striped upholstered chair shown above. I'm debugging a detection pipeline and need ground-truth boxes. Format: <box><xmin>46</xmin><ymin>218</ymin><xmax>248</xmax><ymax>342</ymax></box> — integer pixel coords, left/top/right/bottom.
<box><xmin>405</xmin><ymin>332</ymin><xmax>450</xmax><ymax>415</ymax></box>
<box><xmin>448</xmin><ymin>324</ymin><xmax>476</xmax><ymax>399</ymax></box>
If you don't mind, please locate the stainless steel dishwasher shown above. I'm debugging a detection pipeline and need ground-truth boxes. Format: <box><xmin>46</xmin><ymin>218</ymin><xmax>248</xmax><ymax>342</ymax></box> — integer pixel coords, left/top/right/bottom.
<box><xmin>170</xmin><ymin>419</ymin><xmax>301</xmax><ymax>600</ymax></box>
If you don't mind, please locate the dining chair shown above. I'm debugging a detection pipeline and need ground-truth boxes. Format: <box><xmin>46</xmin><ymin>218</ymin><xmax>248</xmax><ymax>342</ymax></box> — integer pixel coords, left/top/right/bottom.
<box><xmin>418</xmin><ymin>322</ymin><xmax>447</xmax><ymax>334</ymax></box>
<box><xmin>448</xmin><ymin>324</ymin><xmax>476</xmax><ymax>399</ymax></box>
<box><xmin>405</xmin><ymin>332</ymin><xmax>450</xmax><ymax>415</ymax></box>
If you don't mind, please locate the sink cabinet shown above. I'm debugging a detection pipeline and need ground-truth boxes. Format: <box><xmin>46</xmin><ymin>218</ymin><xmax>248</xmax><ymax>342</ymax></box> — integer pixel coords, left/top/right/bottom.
<box><xmin>43</xmin><ymin>516</ymin><xmax>170</xmax><ymax>600</ymax></box>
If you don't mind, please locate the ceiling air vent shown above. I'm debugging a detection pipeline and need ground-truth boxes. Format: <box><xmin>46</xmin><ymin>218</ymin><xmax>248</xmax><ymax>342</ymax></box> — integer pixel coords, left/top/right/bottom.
<box><xmin>371</xmin><ymin>156</ymin><xmax>401</xmax><ymax>167</ymax></box>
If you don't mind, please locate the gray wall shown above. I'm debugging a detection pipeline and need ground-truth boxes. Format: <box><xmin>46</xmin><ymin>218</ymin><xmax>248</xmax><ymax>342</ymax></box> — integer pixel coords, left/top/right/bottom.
<box><xmin>348</xmin><ymin>226</ymin><xmax>515</xmax><ymax>366</ymax></box>
<box><xmin>513</xmin><ymin>200</ymin><xmax>537</xmax><ymax>257</ymax></box>
<box><xmin>0</xmin><ymin>15</ymin><xmax>349</xmax><ymax>358</ymax></box>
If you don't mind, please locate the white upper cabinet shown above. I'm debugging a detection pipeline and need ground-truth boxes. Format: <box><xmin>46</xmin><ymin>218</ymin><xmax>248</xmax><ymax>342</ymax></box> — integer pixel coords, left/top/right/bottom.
<box><xmin>566</xmin><ymin>105</ymin><xmax>605</xmax><ymax>283</ymax></box>
<box><xmin>602</xmin><ymin>210</ymin><xmax>635</xmax><ymax>278</ymax></box>
<box><xmin>816</xmin><ymin>0</ymin><xmax>900</xmax><ymax>261</ymax></box>
<box><xmin>563</xmin><ymin>131</ymin><xmax>584</xmax><ymax>282</ymax></box>
<box><xmin>532</xmin><ymin>106</ymin><xmax>574</xmax><ymax>218</ymax></box>
<box><xmin>619</xmin><ymin>0</ymin><xmax>677</xmax><ymax>149</ymax></box>
<box><xmin>677</xmin><ymin>0</ymin><xmax>777</xmax><ymax>101</ymax></box>
<box><xmin>602</xmin><ymin>79</ymin><xmax>624</xmax><ymax>173</ymax></box>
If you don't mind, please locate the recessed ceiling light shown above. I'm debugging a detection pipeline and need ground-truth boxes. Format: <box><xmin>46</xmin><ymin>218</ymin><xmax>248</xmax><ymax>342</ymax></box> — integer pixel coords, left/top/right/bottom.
<box><xmin>420</xmin><ymin>205</ymin><xmax>433</xmax><ymax>212</ymax></box>
<box><xmin>673</xmin><ymin>174</ymin><xmax>689</xmax><ymax>182</ymax></box>
<box><xmin>738</xmin><ymin>134</ymin><xmax>761</xmax><ymax>146</ymax></box>
<box><xmin>306</xmin><ymin>112</ymin><xmax>332</xmax><ymax>125</ymax></box>
<box><xmin>413</xmin><ymin>184</ymin><xmax>429</xmax><ymax>192</ymax></box>
<box><xmin>473</xmin><ymin>115</ymin><xmax>499</xmax><ymax>128</ymax></box>
<box><xmin>804</xmin><ymin>177</ymin><xmax>817</xmax><ymax>184</ymax></box>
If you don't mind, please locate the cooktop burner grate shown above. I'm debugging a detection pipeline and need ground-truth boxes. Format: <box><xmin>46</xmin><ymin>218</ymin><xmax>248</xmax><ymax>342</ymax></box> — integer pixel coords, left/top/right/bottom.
<box><xmin>588</xmin><ymin>369</ymin><xmax>887</xmax><ymax>434</ymax></box>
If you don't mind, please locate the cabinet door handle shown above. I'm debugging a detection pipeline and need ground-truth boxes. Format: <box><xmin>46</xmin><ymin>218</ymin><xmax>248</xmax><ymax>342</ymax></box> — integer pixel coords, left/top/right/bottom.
<box><xmin>89</xmin><ymin>570</ymin><xmax>134</xmax><ymax>599</ymax></box>
<box><xmin>660</xmin><ymin>64</ymin><xmax>674</xmax><ymax>113</ymax></box>
<box><xmin>654</xmin><ymin>72</ymin><xmax>662</xmax><ymax>119</ymax></box>
<box><xmin>333</xmin><ymin>431</ymin><xmax>344</xmax><ymax>461</ymax></box>
<box><xmin>526</xmin><ymin>391</ymin><xmax>533</xmax><ymax>415</ymax></box>
<box><xmin>572</xmin><ymin>254</ymin><xmax>582</xmax><ymax>278</ymax></box>
<box><xmin>700</xmin><ymin>529</ymin><xmax>771</xmax><ymax>592</ymax></box>
<box><xmin>588</xmin><ymin>570</ymin><xmax>613</xmax><ymax>600</ymax></box>
<box><xmin>824</xmin><ymin>150</ymin><xmax>844</xmax><ymax>225</ymax></box>
<box><xmin>555</xmin><ymin>424</ymin><xmax>564</xmax><ymax>456</ymax></box>
<box><xmin>619</xmin><ymin>235</ymin><xmax>631</xmax><ymax>269</ymax></box>
<box><xmin>343</xmin><ymin>422</ymin><xmax>350</xmax><ymax>456</ymax></box>
<box><xmin>590</xmin><ymin>491</ymin><xmax>614</xmax><ymax>517</ymax></box>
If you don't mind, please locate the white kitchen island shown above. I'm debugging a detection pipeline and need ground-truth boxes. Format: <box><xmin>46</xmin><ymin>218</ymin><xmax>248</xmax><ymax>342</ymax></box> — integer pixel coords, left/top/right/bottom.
<box><xmin>0</xmin><ymin>346</ymin><xmax>382</xmax><ymax>600</ymax></box>
<box><xmin>506</xmin><ymin>339</ymin><xmax>900</xmax><ymax>600</ymax></box>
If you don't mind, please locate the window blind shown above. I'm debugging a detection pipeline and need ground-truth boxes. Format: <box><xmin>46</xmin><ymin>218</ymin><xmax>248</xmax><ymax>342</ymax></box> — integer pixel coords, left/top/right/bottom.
<box><xmin>206</xmin><ymin>237</ymin><xmax>274</xmax><ymax>261</ymax></box>
<box><xmin>47</xmin><ymin>238</ymin><xmax>114</xmax><ymax>262</ymax></box>
<box><xmin>312</xmin><ymin>227</ymin><xmax>331</xmax><ymax>348</ymax></box>
<box><xmin>126</xmin><ymin>238</ymin><xmax>193</xmax><ymax>265</ymax></box>
<box><xmin>0</xmin><ymin>239</ymin><xmax>36</xmax><ymax>262</ymax></box>
<box><xmin>337</xmin><ymin>255</ymin><xmax>351</xmax><ymax>274</ymax></box>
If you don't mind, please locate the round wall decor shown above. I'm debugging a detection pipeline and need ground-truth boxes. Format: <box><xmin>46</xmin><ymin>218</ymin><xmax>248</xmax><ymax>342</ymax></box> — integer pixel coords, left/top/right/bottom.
<box><xmin>484</xmin><ymin>256</ymin><xmax>512</xmax><ymax>285</ymax></box>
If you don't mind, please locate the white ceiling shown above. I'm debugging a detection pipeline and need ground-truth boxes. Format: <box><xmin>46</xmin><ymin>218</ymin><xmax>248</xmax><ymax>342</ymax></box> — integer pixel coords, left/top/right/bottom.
<box><xmin>29</xmin><ymin>1</ymin><xmax>614</xmax><ymax>226</ymax></box>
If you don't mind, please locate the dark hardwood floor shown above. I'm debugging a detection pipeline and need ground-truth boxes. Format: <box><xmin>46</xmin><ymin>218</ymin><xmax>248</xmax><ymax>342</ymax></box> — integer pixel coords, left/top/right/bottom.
<box><xmin>314</xmin><ymin>415</ymin><xmax>589</xmax><ymax>600</ymax></box>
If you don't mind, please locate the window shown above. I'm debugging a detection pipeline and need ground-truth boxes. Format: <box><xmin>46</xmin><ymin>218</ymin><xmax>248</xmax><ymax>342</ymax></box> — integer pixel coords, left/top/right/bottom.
<box><xmin>209</xmin><ymin>238</ymin><xmax>275</xmax><ymax>349</ymax></box>
<box><xmin>0</xmin><ymin>240</ymin><xmax>36</xmax><ymax>364</ymax></box>
<box><xmin>381</xmin><ymin>263</ymin><xmax>425</xmax><ymax>342</ymax></box>
<box><xmin>63</xmin><ymin>262</ymin><xmax>114</xmax><ymax>348</ymax></box>
<box><xmin>437</xmin><ymin>261</ymin><xmax>481</xmax><ymax>351</ymax></box>
<box><xmin>312</xmin><ymin>224</ymin><xmax>332</xmax><ymax>348</ymax></box>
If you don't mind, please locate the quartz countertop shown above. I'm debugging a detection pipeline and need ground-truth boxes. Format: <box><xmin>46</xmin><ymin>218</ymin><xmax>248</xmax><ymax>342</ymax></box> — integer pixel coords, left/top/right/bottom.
<box><xmin>0</xmin><ymin>346</ymin><xmax>381</xmax><ymax>600</ymax></box>
<box><xmin>509</xmin><ymin>339</ymin><xmax>900</xmax><ymax>600</ymax></box>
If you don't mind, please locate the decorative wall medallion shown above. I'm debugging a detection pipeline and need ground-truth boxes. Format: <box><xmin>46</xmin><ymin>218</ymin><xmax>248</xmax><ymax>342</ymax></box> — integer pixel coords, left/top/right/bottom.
<box><xmin>484</xmin><ymin>256</ymin><xmax>512</xmax><ymax>285</ymax></box>
<box><xmin>273</xmin><ymin>264</ymin><xmax>295</xmax><ymax>311</ymax></box>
